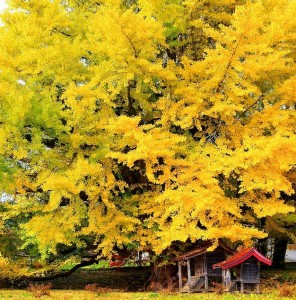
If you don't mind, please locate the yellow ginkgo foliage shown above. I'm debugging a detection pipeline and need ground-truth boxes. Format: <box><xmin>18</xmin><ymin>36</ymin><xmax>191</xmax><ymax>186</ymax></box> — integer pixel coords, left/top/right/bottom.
<box><xmin>0</xmin><ymin>0</ymin><xmax>295</xmax><ymax>268</ymax></box>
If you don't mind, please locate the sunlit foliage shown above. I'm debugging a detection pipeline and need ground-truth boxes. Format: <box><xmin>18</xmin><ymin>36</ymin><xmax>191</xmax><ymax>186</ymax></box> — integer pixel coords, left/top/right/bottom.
<box><xmin>0</xmin><ymin>0</ymin><xmax>295</xmax><ymax>265</ymax></box>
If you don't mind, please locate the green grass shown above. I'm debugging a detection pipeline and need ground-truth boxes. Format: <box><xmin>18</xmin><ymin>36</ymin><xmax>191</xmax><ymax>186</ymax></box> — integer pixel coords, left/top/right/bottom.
<box><xmin>1</xmin><ymin>266</ymin><xmax>294</xmax><ymax>299</ymax></box>
<box><xmin>60</xmin><ymin>260</ymin><xmax>110</xmax><ymax>271</ymax></box>
<box><xmin>261</xmin><ymin>267</ymin><xmax>296</xmax><ymax>284</ymax></box>
<box><xmin>60</xmin><ymin>260</ymin><xmax>147</xmax><ymax>271</ymax></box>
<box><xmin>0</xmin><ymin>290</ymin><xmax>285</xmax><ymax>300</ymax></box>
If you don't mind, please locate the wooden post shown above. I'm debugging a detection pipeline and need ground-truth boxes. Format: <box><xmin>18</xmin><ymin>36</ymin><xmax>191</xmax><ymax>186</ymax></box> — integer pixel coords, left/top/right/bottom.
<box><xmin>223</xmin><ymin>268</ymin><xmax>231</xmax><ymax>287</ymax></box>
<box><xmin>256</xmin><ymin>261</ymin><xmax>260</xmax><ymax>293</ymax></box>
<box><xmin>178</xmin><ymin>260</ymin><xmax>182</xmax><ymax>291</ymax></box>
<box><xmin>187</xmin><ymin>259</ymin><xmax>191</xmax><ymax>291</ymax></box>
<box><xmin>241</xmin><ymin>282</ymin><xmax>244</xmax><ymax>293</ymax></box>
<box><xmin>204</xmin><ymin>253</ymin><xmax>208</xmax><ymax>290</ymax></box>
<box><xmin>227</xmin><ymin>269</ymin><xmax>231</xmax><ymax>285</ymax></box>
<box><xmin>240</xmin><ymin>264</ymin><xmax>244</xmax><ymax>293</ymax></box>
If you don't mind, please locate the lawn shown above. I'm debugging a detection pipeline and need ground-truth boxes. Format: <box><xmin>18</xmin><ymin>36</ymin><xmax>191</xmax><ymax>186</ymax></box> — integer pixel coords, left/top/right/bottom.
<box><xmin>0</xmin><ymin>267</ymin><xmax>295</xmax><ymax>299</ymax></box>
<box><xmin>0</xmin><ymin>290</ymin><xmax>285</xmax><ymax>300</ymax></box>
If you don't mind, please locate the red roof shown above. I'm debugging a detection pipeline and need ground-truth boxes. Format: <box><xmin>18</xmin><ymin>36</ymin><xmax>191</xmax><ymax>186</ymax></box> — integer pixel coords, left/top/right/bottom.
<box><xmin>212</xmin><ymin>248</ymin><xmax>272</xmax><ymax>269</ymax></box>
<box><xmin>109</xmin><ymin>254</ymin><xmax>126</xmax><ymax>267</ymax></box>
<box><xmin>177</xmin><ymin>239</ymin><xmax>235</xmax><ymax>261</ymax></box>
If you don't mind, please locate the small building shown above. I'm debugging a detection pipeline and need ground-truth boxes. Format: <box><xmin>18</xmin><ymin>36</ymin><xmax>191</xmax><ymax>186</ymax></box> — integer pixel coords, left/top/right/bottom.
<box><xmin>286</xmin><ymin>244</ymin><xmax>296</xmax><ymax>262</ymax></box>
<box><xmin>213</xmin><ymin>247</ymin><xmax>272</xmax><ymax>293</ymax></box>
<box><xmin>176</xmin><ymin>240</ymin><xmax>235</xmax><ymax>293</ymax></box>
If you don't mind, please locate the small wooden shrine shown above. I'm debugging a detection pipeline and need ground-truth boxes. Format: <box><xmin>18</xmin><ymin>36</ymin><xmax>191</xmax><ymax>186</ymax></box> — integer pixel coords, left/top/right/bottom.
<box><xmin>213</xmin><ymin>247</ymin><xmax>272</xmax><ymax>293</ymax></box>
<box><xmin>176</xmin><ymin>240</ymin><xmax>235</xmax><ymax>293</ymax></box>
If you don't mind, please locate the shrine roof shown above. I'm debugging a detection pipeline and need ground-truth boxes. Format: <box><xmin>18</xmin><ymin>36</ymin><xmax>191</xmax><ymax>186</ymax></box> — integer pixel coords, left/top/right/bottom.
<box><xmin>176</xmin><ymin>239</ymin><xmax>235</xmax><ymax>261</ymax></box>
<box><xmin>212</xmin><ymin>247</ymin><xmax>272</xmax><ymax>269</ymax></box>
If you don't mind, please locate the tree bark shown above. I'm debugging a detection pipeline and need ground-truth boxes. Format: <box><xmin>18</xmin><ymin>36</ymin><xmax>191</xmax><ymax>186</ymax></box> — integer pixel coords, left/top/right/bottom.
<box><xmin>144</xmin><ymin>263</ymin><xmax>177</xmax><ymax>291</ymax></box>
<box><xmin>14</xmin><ymin>257</ymin><xmax>98</xmax><ymax>286</ymax></box>
<box><xmin>256</xmin><ymin>237</ymin><xmax>268</xmax><ymax>256</ymax></box>
<box><xmin>272</xmin><ymin>238</ymin><xmax>289</xmax><ymax>268</ymax></box>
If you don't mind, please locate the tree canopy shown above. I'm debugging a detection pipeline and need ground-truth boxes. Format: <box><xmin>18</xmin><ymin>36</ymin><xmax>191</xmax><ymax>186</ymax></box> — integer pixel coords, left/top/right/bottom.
<box><xmin>0</xmin><ymin>0</ymin><xmax>295</xmax><ymax>273</ymax></box>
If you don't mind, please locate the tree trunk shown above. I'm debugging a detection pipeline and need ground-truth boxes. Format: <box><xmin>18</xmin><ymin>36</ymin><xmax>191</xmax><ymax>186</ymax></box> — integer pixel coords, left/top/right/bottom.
<box><xmin>256</xmin><ymin>237</ymin><xmax>268</xmax><ymax>256</ymax></box>
<box><xmin>144</xmin><ymin>263</ymin><xmax>177</xmax><ymax>291</ymax></box>
<box><xmin>272</xmin><ymin>238</ymin><xmax>289</xmax><ymax>268</ymax></box>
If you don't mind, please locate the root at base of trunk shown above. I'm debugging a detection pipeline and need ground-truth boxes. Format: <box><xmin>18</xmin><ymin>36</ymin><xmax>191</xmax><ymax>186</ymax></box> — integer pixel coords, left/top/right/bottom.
<box><xmin>144</xmin><ymin>263</ymin><xmax>178</xmax><ymax>291</ymax></box>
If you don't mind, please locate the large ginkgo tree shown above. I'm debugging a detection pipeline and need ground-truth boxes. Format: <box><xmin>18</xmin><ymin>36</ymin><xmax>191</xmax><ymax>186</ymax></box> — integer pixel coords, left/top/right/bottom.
<box><xmin>0</xmin><ymin>0</ymin><xmax>295</xmax><ymax>277</ymax></box>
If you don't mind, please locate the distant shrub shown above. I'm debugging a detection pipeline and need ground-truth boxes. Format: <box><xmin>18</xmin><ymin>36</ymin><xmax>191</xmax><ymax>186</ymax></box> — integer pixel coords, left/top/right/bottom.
<box><xmin>278</xmin><ymin>282</ymin><xmax>296</xmax><ymax>298</ymax></box>
<box><xmin>148</xmin><ymin>281</ymin><xmax>162</xmax><ymax>292</ymax></box>
<box><xmin>147</xmin><ymin>279</ymin><xmax>176</xmax><ymax>295</ymax></box>
<box><xmin>212</xmin><ymin>282</ymin><xmax>224</xmax><ymax>295</ymax></box>
<box><xmin>84</xmin><ymin>283</ymin><xmax>98</xmax><ymax>292</ymax></box>
<box><xmin>159</xmin><ymin>278</ymin><xmax>176</xmax><ymax>295</ymax></box>
<box><xmin>27</xmin><ymin>282</ymin><xmax>52</xmax><ymax>298</ymax></box>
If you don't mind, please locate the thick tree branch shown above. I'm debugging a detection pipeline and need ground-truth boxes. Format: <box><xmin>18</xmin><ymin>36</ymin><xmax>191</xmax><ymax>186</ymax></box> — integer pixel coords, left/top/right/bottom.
<box><xmin>237</xmin><ymin>95</ymin><xmax>264</xmax><ymax>120</ymax></box>
<box><xmin>15</xmin><ymin>257</ymin><xmax>99</xmax><ymax>283</ymax></box>
<box><xmin>127</xmin><ymin>80</ymin><xmax>137</xmax><ymax>116</ymax></box>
